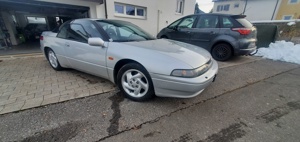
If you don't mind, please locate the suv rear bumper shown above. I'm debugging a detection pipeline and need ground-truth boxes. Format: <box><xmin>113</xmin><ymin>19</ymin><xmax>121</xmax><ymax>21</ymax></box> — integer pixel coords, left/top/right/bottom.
<box><xmin>238</xmin><ymin>46</ymin><xmax>257</xmax><ymax>55</ymax></box>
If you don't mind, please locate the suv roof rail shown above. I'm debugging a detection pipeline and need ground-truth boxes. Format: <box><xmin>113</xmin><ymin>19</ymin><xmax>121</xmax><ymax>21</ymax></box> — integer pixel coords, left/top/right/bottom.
<box><xmin>231</xmin><ymin>15</ymin><xmax>246</xmax><ymax>18</ymax></box>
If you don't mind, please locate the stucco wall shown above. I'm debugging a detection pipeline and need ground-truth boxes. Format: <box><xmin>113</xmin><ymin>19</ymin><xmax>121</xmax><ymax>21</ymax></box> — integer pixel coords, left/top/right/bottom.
<box><xmin>213</xmin><ymin>1</ymin><xmax>245</xmax><ymax>15</ymax></box>
<box><xmin>244</xmin><ymin>0</ymin><xmax>279</xmax><ymax>21</ymax></box>
<box><xmin>276</xmin><ymin>0</ymin><xmax>300</xmax><ymax>20</ymax></box>
<box><xmin>105</xmin><ymin>0</ymin><xmax>196</xmax><ymax>36</ymax></box>
<box><xmin>213</xmin><ymin>0</ymin><xmax>280</xmax><ymax>21</ymax></box>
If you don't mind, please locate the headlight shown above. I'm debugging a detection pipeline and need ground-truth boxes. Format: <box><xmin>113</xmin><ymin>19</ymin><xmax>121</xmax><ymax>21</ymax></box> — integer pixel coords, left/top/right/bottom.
<box><xmin>171</xmin><ymin>59</ymin><xmax>212</xmax><ymax>78</ymax></box>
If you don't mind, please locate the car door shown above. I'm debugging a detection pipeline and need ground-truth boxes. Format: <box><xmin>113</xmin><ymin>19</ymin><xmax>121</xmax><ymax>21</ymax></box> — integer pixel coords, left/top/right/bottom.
<box><xmin>64</xmin><ymin>22</ymin><xmax>108</xmax><ymax>78</ymax></box>
<box><xmin>189</xmin><ymin>15</ymin><xmax>220</xmax><ymax>50</ymax></box>
<box><xmin>167</xmin><ymin>16</ymin><xmax>197</xmax><ymax>43</ymax></box>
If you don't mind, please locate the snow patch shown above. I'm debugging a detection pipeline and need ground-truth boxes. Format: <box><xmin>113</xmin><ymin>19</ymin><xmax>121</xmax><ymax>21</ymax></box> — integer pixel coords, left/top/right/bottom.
<box><xmin>254</xmin><ymin>41</ymin><xmax>300</xmax><ymax>64</ymax></box>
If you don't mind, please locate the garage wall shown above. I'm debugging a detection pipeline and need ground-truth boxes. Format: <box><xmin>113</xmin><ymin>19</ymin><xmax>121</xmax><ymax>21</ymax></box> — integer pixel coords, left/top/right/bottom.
<box><xmin>36</xmin><ymin>0</ymin><xmax>104</xmax><ymax>18</ymax></box>
<box><xmin>1</xmin><ymin>11</ymin><xmax>20</xmax><ymax>45</ymax></box>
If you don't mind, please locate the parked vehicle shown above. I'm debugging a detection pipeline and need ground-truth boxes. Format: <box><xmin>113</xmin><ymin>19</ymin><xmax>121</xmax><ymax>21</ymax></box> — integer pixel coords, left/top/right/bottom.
<box><xmin>157</xmin><ymin>14</ymin><xmax>257</xmax><ymax>61</ymax></box>
<box><xmin>40</xmin><ymin>19</ymin><xmax>218</xmax><ymax>101</ymax></box>
<box><xmin>24</xmin><ymin>23</ymin><xmax>48</xmax><ymax>41</ymax></box>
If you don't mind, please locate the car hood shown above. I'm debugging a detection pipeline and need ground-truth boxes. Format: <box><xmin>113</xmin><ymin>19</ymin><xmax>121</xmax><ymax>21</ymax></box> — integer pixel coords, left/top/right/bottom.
<box><xmin>122</xmin><ymin>39</ymin><xmax>211</xmax><ymax>68</ymax></box>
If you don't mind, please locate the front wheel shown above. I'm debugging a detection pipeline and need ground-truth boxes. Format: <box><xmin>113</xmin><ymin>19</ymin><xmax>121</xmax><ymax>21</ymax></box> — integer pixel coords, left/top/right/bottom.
<box><xmin>211</xmin><ymin>43</ymin><xmax>233</xmax><ymax>61</ymax></box>
<box><xmin>117</xmin><ymin>63</ymin><xmax>155</xmax><ymax>101</ymax></box>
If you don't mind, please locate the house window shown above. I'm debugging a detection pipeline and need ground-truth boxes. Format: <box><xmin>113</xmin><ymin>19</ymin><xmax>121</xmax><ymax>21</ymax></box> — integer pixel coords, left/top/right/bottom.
<box><xmin>283</xmin><ymin>15</ymin><xmax>293</xmax><ymax>20</ymax></box>
<box><xmin>234</xmin><ymin>3</ymin><xmax>239</xmax><ymax>8</ymax></box>
<box><xmin>176</xmin><ymin>0</ymin><xmax>184</xmax><ymax>14</ymax></box>
<box><xmin>223</xmin><ymin>4</ymin><xmax>230</xmax><ymax>11</ymax></box>
<box><xmin>114</xmin><ymin>3</ymin><xmax>146</xmax><ymax>19</ymax></box>
<box><xmin>115</xmin><ymin>4</ymin><xmax>124</xmax><ymax>14</ymax></box>
<box><xmin>217</xmin><ymin>4</ymin><xmax>230</xmax><ymax>12</ymax></box>
<box><xmin>289</xmin><ymin>0</ymin><xmax>299</xmax><ymax>4</ymax></box>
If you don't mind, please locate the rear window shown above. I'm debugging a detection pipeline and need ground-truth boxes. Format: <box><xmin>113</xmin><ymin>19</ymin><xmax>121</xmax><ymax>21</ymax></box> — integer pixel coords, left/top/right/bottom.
<box><xmin>235</xmin><ymin>18</ymin><xmax>253</xmax><ymax>28</ymax></box>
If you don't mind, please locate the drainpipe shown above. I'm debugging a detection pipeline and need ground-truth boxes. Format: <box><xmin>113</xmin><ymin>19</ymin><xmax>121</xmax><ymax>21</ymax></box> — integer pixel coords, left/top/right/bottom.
<box><xmin>104</xmin><ymin>0</ymin><xmax>108</xmax><ymax>19</ymax></box>
<box><xmin>243</xmin><ymin>0</ymin><xmax>248</xmax><ymax>15</ymax></box>
<box><xmin>271</xmin><ymin>0</ymin><xmax>280</xmax><ymax>20</ymax></box>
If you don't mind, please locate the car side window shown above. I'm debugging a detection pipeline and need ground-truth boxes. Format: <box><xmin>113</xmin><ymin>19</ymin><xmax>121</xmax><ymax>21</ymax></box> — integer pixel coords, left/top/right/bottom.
<box><xmin>221</xmin><ymin>17</ymin><xmax>234</xmax><ymax>28</ymax></box>
<box><xmin>81</xmin><ymin>22</ymin><xmax>103</xmax><ymax>39</ymax></box>
<box><xmin>168</xmin><ymin>19</ymin><xmax>181</xmax><ymax>29</ymax></box>
<box><xmin>57</xmin><ymin>24</ymin><xmax>68</xmax><ymax>39</ymax></box>
<box><xmin>195</xmin><ymin>15</ymin><xmax>219</xmax><ymax>28</ymax></box>
<box><xmin>177</xmin><ymin>16</ymin><xmax>197</xmax><ymax>29</ymax></box>
<box><xmin>66</xmin><ymin>24</ymin><xmax>89</xmax><ymax>43</ymax></box>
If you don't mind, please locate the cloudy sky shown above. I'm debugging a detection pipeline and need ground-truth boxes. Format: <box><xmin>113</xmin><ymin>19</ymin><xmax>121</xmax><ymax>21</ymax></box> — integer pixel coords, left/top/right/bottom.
<box><xmin>196</xmin><ymin>0</ymin><xmax>214</xmax><ymax>13</ymax></box>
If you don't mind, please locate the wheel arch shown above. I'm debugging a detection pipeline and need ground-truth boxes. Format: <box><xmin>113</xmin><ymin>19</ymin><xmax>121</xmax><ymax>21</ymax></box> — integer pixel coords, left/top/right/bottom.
<box><xmin>211</xmin><ymin>40</ymin><xmax>235</xmax><ymax>56</ymax></box>
<box><xmin>44</xmin><ymin>46</ymin><xmax>51</xmax><ymax>60</ymax></box>
<box><xmin>113</xmin><ymin>59</ymin><xmax>145</xmax><ymax>84</ymax></box>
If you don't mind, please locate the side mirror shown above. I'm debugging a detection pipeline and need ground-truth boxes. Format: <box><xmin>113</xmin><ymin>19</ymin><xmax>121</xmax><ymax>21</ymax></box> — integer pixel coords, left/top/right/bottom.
<box><xmin>88</xmin><ymin>37</ymin><xmax>105</xmax><ymax>47</ymax></box>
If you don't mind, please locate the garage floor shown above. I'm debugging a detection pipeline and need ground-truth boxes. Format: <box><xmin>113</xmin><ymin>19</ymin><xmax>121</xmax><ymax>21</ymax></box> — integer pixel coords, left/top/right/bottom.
<box><xmin>0</xmin><ymin>41</ymin><xmax>41</xmax><ymax>56</ymax></box>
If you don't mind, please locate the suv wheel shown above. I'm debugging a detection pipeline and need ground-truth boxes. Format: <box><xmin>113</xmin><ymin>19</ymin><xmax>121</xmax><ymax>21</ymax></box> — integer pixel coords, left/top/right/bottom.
<box><xmin>212</xmin><ymin>43</ymin><xmax>233</xmax><ymax>61</ymax></box>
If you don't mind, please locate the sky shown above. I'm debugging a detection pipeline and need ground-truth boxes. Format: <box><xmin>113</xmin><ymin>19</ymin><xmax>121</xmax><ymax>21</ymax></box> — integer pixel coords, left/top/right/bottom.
<box><xmin>196</xmin><ymin>0</ymin><xmax>214</xmax><ymax>13</ymax></box>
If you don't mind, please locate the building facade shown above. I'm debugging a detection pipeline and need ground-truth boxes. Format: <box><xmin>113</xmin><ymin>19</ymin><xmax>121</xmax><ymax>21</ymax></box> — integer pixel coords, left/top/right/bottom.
<box><xmin>275</xmin><ymin>0</ymin><xmax>300</xmax><ymax>20</ymax></box>
<box><xmin>212</xmin><ymin>0</ymin><xmax>281</xmax><ymax>21</ymax></box>
<box><xmin>0</xmin><ymin>0</ymin><xmax>195</xmax><ymax>46</ymax></box>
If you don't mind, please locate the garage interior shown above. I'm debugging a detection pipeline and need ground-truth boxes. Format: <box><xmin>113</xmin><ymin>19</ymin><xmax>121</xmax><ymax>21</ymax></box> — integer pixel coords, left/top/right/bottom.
<box><xmin>0</xmin><ymin>0</ymin><xmax>90</xmax><ymax>55</ymax></box>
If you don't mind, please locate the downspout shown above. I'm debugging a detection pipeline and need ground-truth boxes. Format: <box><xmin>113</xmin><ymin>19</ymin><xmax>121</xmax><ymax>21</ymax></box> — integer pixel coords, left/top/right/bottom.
<box><xmin>271</xmin><ymin>0</ymin><xmax>280</xmax><ymax>20</ymax></box>
<box><xmin>243</xmin><ymin>0</ymin><xmax>248</xmax><ymax>14</ymax></box>
<box><xmin>104</xmin><ymin>0</ymin><xmax>108</xmax><ymax>19</ymax></box>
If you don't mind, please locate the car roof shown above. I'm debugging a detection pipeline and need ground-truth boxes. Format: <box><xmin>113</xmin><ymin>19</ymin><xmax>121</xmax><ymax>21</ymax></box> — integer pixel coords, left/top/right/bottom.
<box><xmin>187</xmin><ymin>13</ymin><xmax>246</xmax><ymax>18</ymax></box>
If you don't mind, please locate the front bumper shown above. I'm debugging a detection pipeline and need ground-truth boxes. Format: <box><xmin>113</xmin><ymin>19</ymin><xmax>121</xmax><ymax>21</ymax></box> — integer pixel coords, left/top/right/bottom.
<box><xmin>150</xmin><ymin>60</ymin><xmax>218</xmax><ymax>98</ymax></box>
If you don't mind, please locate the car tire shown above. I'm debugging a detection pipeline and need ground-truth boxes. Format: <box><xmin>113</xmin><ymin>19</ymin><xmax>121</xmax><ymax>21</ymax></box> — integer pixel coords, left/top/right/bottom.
<box><xmin>47</xmin><ymin>49</ymin><xmax>63</xmax><ymax>71</ymax></box>
<box><xmin>212</xmin><ymin>43</ymin><xmax>233</xmax><ymax>61</ymax></box>
<box><xmin>117</xmin><ymin>63</ymin><xmax>155</xmax><ymax>101</ymax></box>
<box><xmin>161</xmin><ymin>36</ymin><xmax>168</xmax><ymax>39</ymax></box>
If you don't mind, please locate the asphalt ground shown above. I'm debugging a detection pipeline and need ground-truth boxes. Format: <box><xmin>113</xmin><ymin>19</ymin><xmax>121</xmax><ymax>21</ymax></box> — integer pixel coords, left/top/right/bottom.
<box><xmin>0</xmin><ymin>57</ymin><xmax>299</xmax><ymax>142</ymax></box>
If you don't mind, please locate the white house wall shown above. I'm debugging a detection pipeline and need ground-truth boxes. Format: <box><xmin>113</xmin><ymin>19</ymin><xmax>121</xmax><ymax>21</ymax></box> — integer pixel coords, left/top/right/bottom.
<box><xmin>213</xmin><ymin>0</ymin><xmax>280</xmax><ymax>21</ymax></box>
<box><xmin>213</xmin><ymin>1</ymin><xmax>245</xmax><ymax>15</ymax></box>
<box><xmin>244</xmin><ymin>0</ymin><xmax>279</xmax><ymax>21</ymax></box>
<box><xmin>105</xmin><ymin>0</ymin><xmax>159</xmax><ymax>36</ymax></box>
<box><xmin>105</xmin><ymin>0</ymin><xmax>196</xmax><ymax>36</ymax></box>
<box><xmin>157</xmin><ymin>0</ymin><xmax>195</xmax><ymax>33</ymax></box>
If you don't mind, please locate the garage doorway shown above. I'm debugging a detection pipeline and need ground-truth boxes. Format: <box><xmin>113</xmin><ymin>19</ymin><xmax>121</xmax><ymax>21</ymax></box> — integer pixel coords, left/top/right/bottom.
<box><xmin>0</xmin><ymin>0</ymin><xmax>90</xmax><ymax>56</ymax></box>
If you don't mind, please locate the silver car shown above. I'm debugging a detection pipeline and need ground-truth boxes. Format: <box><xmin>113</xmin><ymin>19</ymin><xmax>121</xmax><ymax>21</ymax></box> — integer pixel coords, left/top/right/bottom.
<box><xmin>40</xmin><ymin>19</ymin><xmax>218</xmax><ymax>101</ymax></box>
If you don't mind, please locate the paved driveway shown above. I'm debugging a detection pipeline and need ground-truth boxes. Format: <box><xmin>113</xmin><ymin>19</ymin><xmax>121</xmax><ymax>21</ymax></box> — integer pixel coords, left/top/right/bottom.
<box><xmin>0</xmin><ymin>56</ymin><xmax>115</xmax><ymax>114</ymax></box>
<box><xmin>0</xmin><ymin>55</ymin><xmax>260</xmax><ymax>114</ymax></box>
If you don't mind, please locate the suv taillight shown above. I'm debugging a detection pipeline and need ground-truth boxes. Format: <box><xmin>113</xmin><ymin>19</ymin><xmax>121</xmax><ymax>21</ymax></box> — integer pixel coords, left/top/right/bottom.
<box><xmin>231</xmin><ymin>28</ymin><xmax>251</xmax><ymax>35</ymax></box>
<box><xmin>40</xmin><ymin>36</ymin><xmax>43</xmax><ymax>40</ymax></box>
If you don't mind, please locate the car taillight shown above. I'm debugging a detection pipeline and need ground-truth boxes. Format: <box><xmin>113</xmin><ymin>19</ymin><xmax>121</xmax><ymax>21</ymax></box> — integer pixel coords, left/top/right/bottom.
<box><xmin>231</xmin><ymin>28</ymin><xmax>251</xmax><ymax>35</ymax></box>
<box><xmin>40</xmin><ymin>36</ymin><xmax>43</xmax><ymax>40</ymax></box>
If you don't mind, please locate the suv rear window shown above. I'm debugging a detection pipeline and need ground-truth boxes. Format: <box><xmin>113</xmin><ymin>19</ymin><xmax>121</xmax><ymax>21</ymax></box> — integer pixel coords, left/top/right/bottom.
<box><xmin>235</xmin><ymin>18</ymin><xmax>253</xmax><ymax>28</ymax></box>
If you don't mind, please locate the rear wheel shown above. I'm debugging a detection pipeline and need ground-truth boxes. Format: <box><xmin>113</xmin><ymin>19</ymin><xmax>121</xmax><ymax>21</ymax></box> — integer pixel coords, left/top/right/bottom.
<box><xmin>47</xmin><ymin>49</ymin><xmax>63</xmax><ymax>71</ymax></box>
<box><xmin>117</xmin><ymin>63</ymin><xmax>155</xmax><ymax>101</ymax></box>
<box><xmin>212</xmin><ymin>43</ymin><xmax>233</xmax><ymax>61</ymax></box>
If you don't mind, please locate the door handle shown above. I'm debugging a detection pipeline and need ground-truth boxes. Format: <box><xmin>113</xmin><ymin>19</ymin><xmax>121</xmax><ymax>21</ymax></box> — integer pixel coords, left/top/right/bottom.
<box><xmin>65</xmin><ymin>43</ymin><xmax>70</xmax><ymax>47</ymax></box>
<box><xmin>210</xmin><ymin>31</ymin><xmax>216</xmax><ymax>35</ymax></box>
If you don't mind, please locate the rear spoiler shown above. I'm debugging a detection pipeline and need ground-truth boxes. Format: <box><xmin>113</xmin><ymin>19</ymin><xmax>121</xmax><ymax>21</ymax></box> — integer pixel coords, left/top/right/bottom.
<box><xmin>231</xmin><ymin>15</ymin><xmax>246</xmax><ymax>19</ymax></box>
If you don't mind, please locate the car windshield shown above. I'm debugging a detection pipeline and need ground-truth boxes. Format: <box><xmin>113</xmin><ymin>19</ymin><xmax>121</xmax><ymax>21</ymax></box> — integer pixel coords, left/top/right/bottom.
<box><xmin>96</xmin><ymin>20</ymin><xmax>155</xmax><ymax>42</ymax></box>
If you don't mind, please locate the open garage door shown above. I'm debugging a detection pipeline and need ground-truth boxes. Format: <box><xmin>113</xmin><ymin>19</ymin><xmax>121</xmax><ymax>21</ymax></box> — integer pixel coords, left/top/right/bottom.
<box><xmin>0</xmin><ymin>0</ymin><xmax>90</xmax><ymax>55</ymax></box>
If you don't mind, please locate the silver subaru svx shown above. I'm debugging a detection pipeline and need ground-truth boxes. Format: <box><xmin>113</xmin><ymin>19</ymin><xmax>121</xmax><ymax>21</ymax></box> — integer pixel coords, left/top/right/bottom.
<box><xmin>40</xmin><ymin>19</ymin><xmax>218</xmax><ymax>101</ymax></box>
